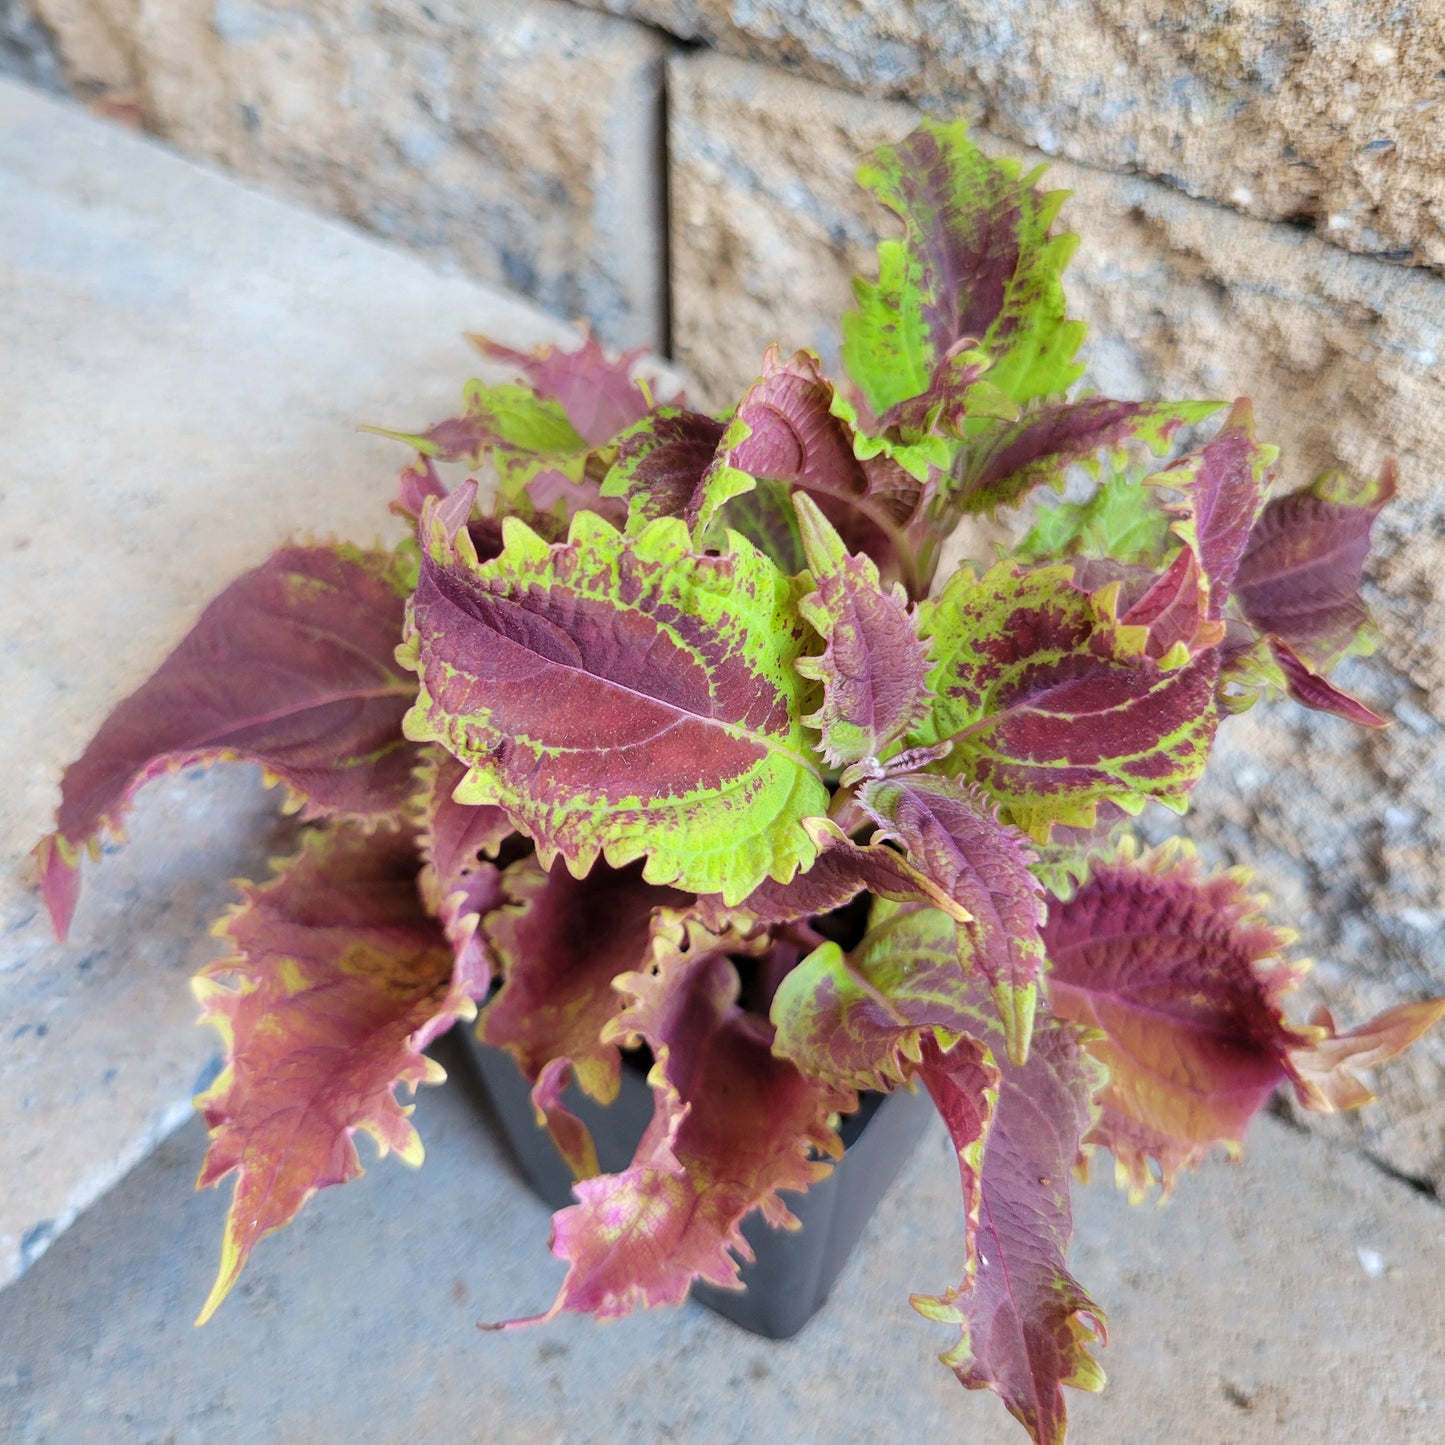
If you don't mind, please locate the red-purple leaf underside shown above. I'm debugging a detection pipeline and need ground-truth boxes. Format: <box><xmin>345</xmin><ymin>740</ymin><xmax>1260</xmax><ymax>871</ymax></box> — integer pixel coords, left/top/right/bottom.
<box><xmin>1120</xmin><ymin>548</ymin><xmax>1225</xmax><ymax>660</ymax></box>
<box><xmin>1266</xmin><ymin>637</ymin><xmax>1387</xmax><ymax>728</ymax></box>
<box><xmin>914</xmin><ymin>1012</ymin><xmax>1107</xmax><ymax>1445</ymax></box>
<box><xmin>415</xmin><ymin>748</ymin><xmax>512</xmax><ymax>996</ymax></box>
<box><xmin>193</xmin><ymin>823</ymin><xmax>458</xmax><ymax>1323</ymax></box>
<box><xmin>37</xmin><ymin>544</ymin><xmax>419</xmax><ymax>940</ymax></box>
<box><xmin>1234</xmin><ymin>461</ymin><xmax>1396</xmax><ymax>667</ymax></box>
<box><xmin>861</xmin><ymin>774</ymin><xmax>1046</xmax><ymax>1063</ymax></box>
<box><xmin>401</xmin><ymin>507</ymin><xmax>827</xmax><ymax>902</ymax></box>
<box><xmin>470</xmin><ymin>331</ymin><xmax>653</xmax><ymax>447</ymax></box>
<box><xmin>514</xmin><ymin>938</ymin><xmax>851</xmax><ymax>1321</ymax></box>
<box><xmin>480</xmin><ymin>855</ymin><xmax>687</xmax><ymax>1107</ymax></box>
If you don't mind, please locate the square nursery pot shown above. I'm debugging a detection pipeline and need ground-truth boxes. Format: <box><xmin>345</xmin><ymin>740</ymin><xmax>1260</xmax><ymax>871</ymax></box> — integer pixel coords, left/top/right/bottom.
<box><xmin>463</xmin><ymin>1031</ymin><xmax>934</xmax><ymax>1339</ymax></box>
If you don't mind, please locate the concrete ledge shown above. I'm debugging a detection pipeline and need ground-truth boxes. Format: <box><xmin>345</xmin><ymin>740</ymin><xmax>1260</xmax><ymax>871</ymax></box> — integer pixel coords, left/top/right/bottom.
<box><xmin>0</xmin><ymin>75</ymin><xmax>642</xmax><ymax>1289</ymax></box>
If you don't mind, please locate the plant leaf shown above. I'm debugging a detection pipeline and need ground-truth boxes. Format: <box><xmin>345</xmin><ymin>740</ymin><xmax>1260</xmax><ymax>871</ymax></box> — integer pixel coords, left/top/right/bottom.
<box><xmin>35</xmin><ymin>544</ymin><xmax>419</xmax><ymax>941</ymax></box>
<box><xmin>695</xmin><ymin>816</ymin><xmax>969</xmax><ymax>931</ymax></box>
<box><xmin>1265</xmin><ymin>636</ymin><xmax>1388</xmax><ymax>728</ymax></box>
<box><xmin>915</xmin><ymin>562</ymin><xmax>1219</xmax><ymax>839</ymax></box>
<box><xmin>414</xmin><ymin>748</ymin><xmax>512</xmax><ymax>995</ymax></box>
<box><xmin>478</xmin><ymin>856</ymin><xmax>687</xmax><ymax>1176</ymax></box>
<box><xmin>469</xmin><ymin>331</ymin><xmax>653</xmax><ymax>447</ymax></box>
<box><xmin>842</xmin><ymin>119</ymin><xmax>1085</xmax><ymax>419</ymax></box>
<box><xmin>401</xmin><ymin>502</ymin><xmax>828</xmax><ymax>903</ymax></box>
<box><xmin>1234</xmin><ymin>460</ymin><xmax>1396</xmax><ymax>668</ymax></box>
<box><xmin>599</xmin><ymin>406</ymin><xmax>730</xmax><ymax>537</ymax></box>
<box><xmin>1015</xmin><ymin>470</ymin><xmax>1174</xmax><ymax>570</ymax></box>
<box><xmin>1150</xmin><ymin>398</ymin><xmax>1278</xmax><ymax>618</ymax></box>
<box><xmin>771</xmin><ymin>899</ymin><xmax>981</xmax><ymax>1091</ymax></box>
<box><xmin>956</xmin><ymin>398</ymin><xmax>1222</xmax><ymax>515</ymax></box>
<box><xmin>913</xmin><ymin>1012</ymin><xmax>1107</xmax><ymax>1445</ymax></box>
<box><xmin>860</xmin><ymin>774</ymin><xmax>1046</xmax><ymax>1065</ymax></box>
<box><xmin>717</xmin><ymin>347</ymin><xmax>928</xmax><ymax>583</ymax></box>
<box><xmin>793</xmin><ymin>494</ymin><xmax>933</xmax><ymax>767</ymax></box>
<box><xmin>506</xmin><ymin>919</ymin><xmax>852</xmax><ymax>1321</ymax></box>
<box><xmin>192</xmin><ymin>823</ymin><xmax>458</xmax><ymax>1323</ymax></box>
<box><xmin>1041</xmin><ymin>840</ymin><xmax>1443</xmax><ymax>1196</ymax></box>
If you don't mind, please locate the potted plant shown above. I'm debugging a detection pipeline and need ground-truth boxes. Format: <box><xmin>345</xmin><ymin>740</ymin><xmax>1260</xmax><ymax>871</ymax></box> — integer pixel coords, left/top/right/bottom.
<box><xmin>34</xmin><ymin>121</ymin><xmax>1442</xmax><ymax>1445</ymax></box>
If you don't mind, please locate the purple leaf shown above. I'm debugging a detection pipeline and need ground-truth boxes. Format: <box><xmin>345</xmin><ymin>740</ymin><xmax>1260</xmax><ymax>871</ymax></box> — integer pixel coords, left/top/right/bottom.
<box><xmin>36</xmin><ymin>545</ymin><xmax>419</xmax><ymax>939</ymax></box>
<box><xmin>600</xmin><ymin>407</ymin><xmax>729</xmax><ymax>533</ymax></box>
<box><xmin>1151</xmin><ymin>398</ymin><xmax>1278</xmax><ymax>617</ymax></box>
<box><xmin>793</xmin><ymin>494</ymin><xmax>933</xmax><ymax>766</ymax></box>
<box><xmin>914</xmin><ymin>1012</ymin><xmax>1107</xmax><ymax>1445</ymax></box>
<box><xmin>1266</xmin><ymin>636</ymin><xmax>1387</xmax><ymax>728</ymax></box>
<box><xmin>1234</xmin><ymin>460</ymin><xmax>1396</xmax><ymax>667</ymax></box>
<box><xmin>470</xmin><ymin>330</ymin><xmax>654</xmax><ymax>446</ymax></box>
<box><xmin>478</xmin><ymin>856</ymin><xmax>687</xmax><ymax>1175</ymax></box>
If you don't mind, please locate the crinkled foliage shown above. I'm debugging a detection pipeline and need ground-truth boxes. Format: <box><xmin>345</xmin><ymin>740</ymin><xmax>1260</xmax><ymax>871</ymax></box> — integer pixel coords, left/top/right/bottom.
<box><xmin>35</xmin><ymin>113</ymin><xmax>1443</xmax><ymax>1445</ymax></box>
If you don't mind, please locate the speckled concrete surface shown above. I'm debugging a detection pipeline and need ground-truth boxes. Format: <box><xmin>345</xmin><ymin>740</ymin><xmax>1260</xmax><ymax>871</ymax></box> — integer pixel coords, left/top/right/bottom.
<box><xmin>0</xmin><ymin>74</ymin><xmax>660</xmax><ymax>1290</ymax></box>
<box><xmin>0</xmin><ymin>1035</ymin><xmax>1440</xmax><ymax>1445</ymax></box>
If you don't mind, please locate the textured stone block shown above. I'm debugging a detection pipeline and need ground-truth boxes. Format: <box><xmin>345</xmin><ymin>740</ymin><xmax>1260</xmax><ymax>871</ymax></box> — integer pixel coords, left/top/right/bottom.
<box><xmin>586</xmin><ymin>0</ymin><xmax>1445</xmax><ymax>271</ymax></box>
<box><xmin>26</xmin><ymin>0</ymin><xmax>670</xmax><ymax>350</ymax></box>
<box><xmin>668</xmin><ymin>50</ymin><xmax>1445</xmax><ymax>1189</ymax></box>
<box><xmin>0</xmin><ymin>75</ymin><xmax>652</xmax><ymax>1289</ymax></box>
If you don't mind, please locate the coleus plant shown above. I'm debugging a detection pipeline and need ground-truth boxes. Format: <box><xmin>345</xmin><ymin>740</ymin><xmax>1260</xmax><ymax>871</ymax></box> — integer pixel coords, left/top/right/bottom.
<box><xmin>34</xmin><ymin>121</ymin><xmax>1444</xmax><ymax>1444</ymax></box>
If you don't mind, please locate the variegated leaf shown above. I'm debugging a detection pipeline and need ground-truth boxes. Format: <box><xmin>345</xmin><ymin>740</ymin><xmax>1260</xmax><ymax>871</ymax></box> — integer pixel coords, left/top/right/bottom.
<box><xmin>914</xmin><ymin>562</ymin><xmax>1218</xmax><ymax>838</ymax></box>
<box><xmin>401</xmin><ymin>499</ymin><xmax>828</xmax><ymax>902</ymax></box>
<box><xmin>842</xmin><ymin>120</ymin><xmax>1085</xmax><ymax>418</ymax></box>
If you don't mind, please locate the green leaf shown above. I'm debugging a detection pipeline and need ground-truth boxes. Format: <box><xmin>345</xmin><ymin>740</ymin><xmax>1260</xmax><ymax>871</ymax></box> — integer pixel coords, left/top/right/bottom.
<box><xmin>841</xmin><ymin>120</ymin><xmax>1085</xmax><ymax>419</ymax></box>
<box><xmin>400</xmin><ymin>498</ymin><xmax>829</xmax><ymax>903</ymax></box>
<box><xmin>1015</xmin><ymin>470</ymin><xmax>1174</xmax><ymax>566</ymax></box>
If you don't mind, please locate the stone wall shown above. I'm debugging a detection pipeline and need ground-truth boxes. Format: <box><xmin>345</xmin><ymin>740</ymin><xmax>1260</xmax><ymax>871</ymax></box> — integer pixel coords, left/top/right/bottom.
<box><xmin>11</xmin><ymin>1</ymin><xmax>1445</xmax><ymax>1190</ymax></box>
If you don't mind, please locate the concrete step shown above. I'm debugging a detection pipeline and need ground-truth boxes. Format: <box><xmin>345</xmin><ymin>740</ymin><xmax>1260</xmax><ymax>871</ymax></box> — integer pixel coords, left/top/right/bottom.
<box><xmin>0</xmin><ymin>73</ymin><xmax>649</xmax><ymax>1290</ymax></box>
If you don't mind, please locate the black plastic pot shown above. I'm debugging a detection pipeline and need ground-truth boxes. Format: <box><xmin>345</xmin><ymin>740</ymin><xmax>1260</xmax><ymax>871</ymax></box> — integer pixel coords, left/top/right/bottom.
<box><xmin>465</xmin><ymin>1033</ymin><xmax>933</xmax><ymax>1339</ymax></box>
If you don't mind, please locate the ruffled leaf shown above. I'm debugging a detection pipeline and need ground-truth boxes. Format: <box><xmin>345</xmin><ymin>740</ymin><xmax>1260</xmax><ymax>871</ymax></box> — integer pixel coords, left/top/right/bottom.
<box><xmin>955</xmin><ymin>398</ymin><xmax>1222</xmax><ymax>515</ymax></box>
<box><xmin>193</xmin><ymin>824</ymin><xmax>458</xmax><ymax>1323</ymax></box>
<box><xmin>508</xmin><ymin>919</ymin><xmax>851</xmax><ymax>1321</ymax></box>
<box><xmin>401</xmin><ymin>501</ymin><xmax>828</xmax><ymax>903</ymax></box>
<box><xmin>478</xmin><ymin>856</ymin><xmax>686</xmax><ymax>1176</ymax></box>
<box><xmin>793</xmin><ymin>494</ymin><xmax>932</xmax><ymax>767</ymax></box>
<box><xmin>1234</xmin><ymin>460</ymin><xmax>1396</xmax><ymax>668</ymax></box>
<box><xmin>860</xmin><ymin>773</ymin><xmax>1046</xmax><ymax>1065</ymax></box>
<box><xmin>35</xmin><ymin>544</ymin><xmax>419</xmax><ymax>940</ymax></box>
<box><xmin>772</xmin><ymin>899</ymin><xmax>980</xmax><ymax>1091</ymax></box>
<box><xmin>1150</xmin><ymin>399</ymin><xmax>1278</xmax><ymax>618</ymax></box>
<box><xmin>913</xmin><ymin>1012</ymin><xmax>1107</xmax><ymax>1445</ymax></box>
<box><xmin>1043</xmin><ymin>841</ymin><xmax>1443</xmax><ymax>1197</ymax></box>
<box><xmin>414</xmin><ymin>748</ymin><xmax>511</xmax><ymax>995</ymax></box>
<box><xmin>469</xmin><ymin>330</ymin><xmax>653</xmax><ymax>447</ymax></box>
<box><xmin>842</xmin><ymin>120</ymin><xmax>1085</xmax><ymax>419</ymax></box>
<box><xmin>915</xmin><ymin>562</ymin><xmax>1219</xmax><ymax>838</ymax></box>
<box><xmin>1119</xmin><ymin>547</ymin><xmax>1227</xmax><ymax>661</ymax></box>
